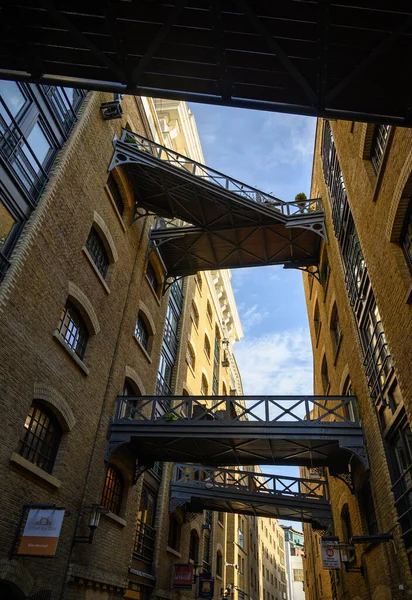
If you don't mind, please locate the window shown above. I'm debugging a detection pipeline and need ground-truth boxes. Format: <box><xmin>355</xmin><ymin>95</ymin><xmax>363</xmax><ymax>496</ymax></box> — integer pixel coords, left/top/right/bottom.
<box><xmin>203</xmin><ymin>530</ymin><xmax>211</xmax><ymax>571</ymax></box>
<box><xmin>186</xmin><ymin>342</ymin><xmax>195</xmax><ymax>371</ymax></box>
<box><xmin>135</xmin><ymin>313</ymin><xmax>150</xmax><ymax>351</ymax></box>
<box><xmin>359</xmin><ymin>479</ymin><xmax>378</xmax><ymax>535</ymax></box>
<box><xmin>293</xmin><ymin>569</ymin><xmax>304</xmax><ymax>582</ymax></box>
<box><xmin>401</xmin><ymin>200</ymin><xmax>412</xmax><ymax>275</ymax></box>
<box><xmin>146</xmin><ymin>261</ymin><xmax>159</xmax><ymax>294</ymax></box>
<box><xmin>86</xmin><ymin>227</ymin><xmax>109</xmax><ymax>278</ymax></box>
<box><xmin>204</xmin><ymin>334</ymin><xmax>211</xmax><ymax>359</ymax></box>
<box><xmin>217</xmin><ymin>551</ymin><xmax>223</xmax><ymax>577</ymax></box>
<box><xmin>101</xmin><ymin>465</ymin><xmax>123</xmax><ymax>515</ymax></box>
<box><xmin>107</xmin><ymin>173</ymin><xmax>124</xmax><ymax>216</ymax></box>
<box><xmin>195</xmin><ymin>272</ymin><xmax>202</xmax><ymax>292</ymax></box>
<box><xmin>189</xmin><ymin>529</ymin><xmax>199</xmax><ymax>562</ymax></box>
<box><xmin>314</xmin><ymin>301</ymin><xmax>321</xmax><ymax>341</ymax></box>
<box><xmin>321</xmin><ymin>251</ymin><xmax>330</xmax><ymax>290</ymax></box>
<box><xmin>217</xmin><ymin>511</ymin><xmax>224</xmax><ymax>524</ymax></box>
<box><xmin>135</xmin><ymin>484</ymin><xmax>157</xmax><ymax>561</ymax></box>
<box><xmin>206</xmin><ymin>300</ymin><xmax>213</xmax><ymax>324</ymax></box>
<box><xmin>330</xmin><ymin>303</ymin><xmax>342</xmax><ymax>354</ymax></box>
<box><xmin>340</xmin><ymin>504</ymin><xmax>356</xmax><ymax>561</ymax></box>
<box><xmin>18</xmin><ymin>402</ymin><xmax>61</xmax><ymax>474</ymax></box>
<box><xmin>58</xmin><ymin>301</ymin><xmax>89</xmax><ymax>358</ymax></box>
<box><xmin>191</xmin><ymin>300</ymin><xmax>199</xmax><ymax>329</ymax></box>
<box><xmin>371</xmin><ymin>124</ymin><xmax>390</xmax><ymax>174</ymax></box>
<box><xmin>201</xmin><ymin>374</ymin><xmax>209</xmax><ymax>396</ymax></box>
<box><xmin>321</xmin><ymin>355</ymin><xmax>329</xmax><ymax>394</ymax></box>
<box><xmin>361</xmin><ymin>302</ymin><xmax>392</xmax><ymax>397</ymax></box>
<box><xmin>168</xmin><ymin>514</ymin><xmax>181</xmax><ymax>551</ymax></box>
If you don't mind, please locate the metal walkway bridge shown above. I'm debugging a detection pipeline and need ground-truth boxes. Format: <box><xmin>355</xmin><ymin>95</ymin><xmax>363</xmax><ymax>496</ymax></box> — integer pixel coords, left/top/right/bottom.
<box><xmin>109</xmin><ymin>129</ymin><xmax>326</xmax><ymax>277</ymax></box>
<box><xmin>170</xmin><ymin>464</ymin><xmax>332</xmax><ymax>530</ymax></box>
<box><xmin>107</xmin><ymin>395</ymin><xmax>367</xmax><ymax>473</ymax></box>
<box><xmin>1</xmin><ymin>2</ymin><xmax>410</xmax><ymax>125</ymax></box>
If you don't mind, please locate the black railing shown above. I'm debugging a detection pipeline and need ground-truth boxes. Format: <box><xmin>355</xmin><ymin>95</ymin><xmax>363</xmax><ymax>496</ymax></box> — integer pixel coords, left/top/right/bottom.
<box><xmin>115</xmin><ymin>395</ymin><xmax>359</xmax><ymax>426</ymax></box>
<box><xmin>362</xmin><ymin>325</ymin><xmax>392</xmax><ymax>403</ymax></box>
<box><xmin>371</xmin><ymin>124</ymin><xmax>390</xmax><ymax>174</ymax></box>
<box><xmin>391</xmin><ymin>463</ymin><xmax>412</xmax><ymax>546</ymax></box>
<box><xmin>322</xmin><ymin>121</ymin><xmax>347</xmax><ymax>241</ymax></box>
<box><xmin>134</xmin><ymin>519</ymin><xmax>156</xmax><ymax>562</ymax></box>
<box><xmin>163</xmin><ymin>318</ymin><xmax>179</xmax><ymax>357</ymax></box>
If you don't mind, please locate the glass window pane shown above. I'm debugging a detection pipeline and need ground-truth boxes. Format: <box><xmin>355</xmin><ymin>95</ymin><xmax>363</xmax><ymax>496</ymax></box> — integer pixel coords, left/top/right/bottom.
<box><xmin>0</xmin><ymin>81</ymin><xmax>25</xmax><ymax>124</ymax></box>
<box><xmin>0</xmin><ymin>202</ymin><xmax>16</xmax><ymax>250</ymax></box>
<box><xmin>24</xmin><ymin>123</ymin><xmax>51</xmax><ymax>169</ymax></box>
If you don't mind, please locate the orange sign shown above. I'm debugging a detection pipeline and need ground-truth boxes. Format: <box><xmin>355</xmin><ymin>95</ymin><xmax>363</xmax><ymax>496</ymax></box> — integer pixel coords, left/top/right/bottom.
<box><xmin>18</xmin><ymin>509</ymin><xmax>65</xmax><ymax>556</ymax></box>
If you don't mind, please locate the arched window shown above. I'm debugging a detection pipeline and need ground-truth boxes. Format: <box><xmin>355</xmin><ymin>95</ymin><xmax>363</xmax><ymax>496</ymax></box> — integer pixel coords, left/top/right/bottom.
<box><xmin>321</xmin><ymin>355</ymin><xmax>329</xmax><ymax>394</ymax></box>
<box><xmin>371</xmin><ymin>124</ymin><xmax>390</xmax><ymax>174</ymax></box>
<box><xmin>206</xmin><ymin>300</ymin><xmax>213</xmax><ymax>324</ymax></box>
<box><xmin>101</xmin><ymin>465</ymin><xmax>124</xmax><ymax>515</ymax></box>
<box><xmin>107</xmin><ymin>173</ymin><xmax>124</xmax><ymax>216</ymax></box>
<box><xmin>314</xmin><ymin>301</ymin><xmax>321</xmax><ymax>341</ymax></box>
<box><xmin>342</xmin><ymin>375</ymin><xmax>355</xmax><ymax>421</ymax></box>
<box><xmin>222</xmin><ymin>382</ymin><xmax>228</xmax><ymax>396</ymax></box>
<box><xmin>204</xmin><ymin>334</ymin><xmax>211</xmax><ymax>359</ymax></box>
<box><xmin>201</xmin><ymin>374</ymin><xmax>209</xmax><ymax>396</ymax></box>
<box><xmin>189</xmin><ymin>529</ymin><xmax>199</xmax><ymax>562</ymax></box>
<box><xmin>146</xmin><ymin>261</ymin><xmax>160</xmax><ymax>295</ymax></box>
<box><xmin>58</xmin><ymin>301</ymin><xmax>89</xmax><ymax>358</ymax></box>
<box><xmin>18</xmin><ymin>402</ymin><xmax>61</xmax><ymax>474</ymax></box>
<box><xmin>86</xmin><ymin>227</ymin><xmax>109</xmax><ymax>278</ymax></box>
<box><xmin>191</xmin><ymin>300</ymin><xmax>199</xmax><ymax>329</ymax></box>
<box><xmin>186</xmin><ymin>342</ymin><xmax>195</xmax><ymax>370</ymax></box>
<box><xmin>341</xmin><ymin>504</ymin><xmax>356</xmax><ymax>561</ymax></box>
<box><xmin>401</xmin><ymin>200</ymin><xmax>412</xmax><ymax>275</ymax></box>
<box><xmin>330</xmin><ymin>303</ymin><xmax>342</xmax><ymax>353</ymax></box>
<box><xmin>121</xmin><ymin>377</ymin><xmax>141</xmax><ymax>418</ymax></box>
<box><xmin>168</xmin><ymin>514</ymin><xmax>181</xmax><ymax>551</ymax></box>
<box><xmin>321</xmin><ymin>252</ymin><xmax>330</xmax><ymax>288</ymax></box>
<box><xmin>135</xmin><ymin>313</ymin><xmax>150</xmax><ymax>351</ymax></box>
<box><xmin>195</xmin><ymin>272</ymin><xmax>202</xmax><ymax>292</ymax></box>
<box><xmin>216</xmin><ymin>550</ymin><xmax>223</xmax><ymax>577</ymax></box>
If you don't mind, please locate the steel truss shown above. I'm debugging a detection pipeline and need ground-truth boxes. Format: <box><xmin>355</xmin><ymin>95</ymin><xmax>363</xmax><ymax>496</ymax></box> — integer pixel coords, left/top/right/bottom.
<box><xmin>109</xmin><ymin>130</ymin><xmax>326</xmax><ymax>276</ymax></box>
<box><xmin>1</xmin><ymin>2</ymin><xmax>411</xmax><ymax>125</ymax></box>
<box><xmin>169</xmin><ymin>463</ymin><xmax>332</xmax><ymax>529</ymax></box>
<box><xmin>106</xmin><ymin>395</ymin><xmax>368</xmax><ymax>473</ymax></box>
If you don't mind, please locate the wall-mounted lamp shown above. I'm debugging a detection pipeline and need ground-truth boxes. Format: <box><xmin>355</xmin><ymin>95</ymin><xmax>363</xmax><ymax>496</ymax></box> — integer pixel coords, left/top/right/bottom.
<box><xmin>100</xmin><ymin>93</ymin><xmax>124</xmax><ymax>120</ymax></box>
<box><xmin>74</xmin><ymin>504</ymin><xmax>109</xmax><ymax>544</ymax></box>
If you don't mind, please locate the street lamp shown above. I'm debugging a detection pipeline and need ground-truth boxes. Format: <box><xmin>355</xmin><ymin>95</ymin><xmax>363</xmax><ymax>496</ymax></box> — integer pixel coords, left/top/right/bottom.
<box><xmin>74</xmin><ymin>504</ymin><xmax>109</xmax><ymax>544</ymax></box>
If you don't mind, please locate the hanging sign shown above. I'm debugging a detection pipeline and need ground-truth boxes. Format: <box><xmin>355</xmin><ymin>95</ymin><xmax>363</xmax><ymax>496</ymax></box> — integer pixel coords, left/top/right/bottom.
<box><xmin>173</xmin><ymin>564</ymin><xmax>194</xmax><ymax>589</ymax></box>
<box><xmin>321</xmin><ymin>537</ymin><xmax>341</xmax><ymax>570</ymax></box>
<box><xmin>18</xmin><ymin>508</ymin><xmax>65</xmax><ymax>556</ymax></box>
<box><xmin>198</xmin><ymin>576</ymin><xmax>214</xmax><ymax>598</ymax></box>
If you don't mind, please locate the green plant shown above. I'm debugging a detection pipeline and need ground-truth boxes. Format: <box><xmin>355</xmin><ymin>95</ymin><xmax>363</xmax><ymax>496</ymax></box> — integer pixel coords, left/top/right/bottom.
<box><xmin>164</xmin><ymin>412</ymin><xmax>179</xmax><ymax>421</ymax></box>
<box><xmin>295</xmin><ymin>192</ymin><xmax>308</xmax><ymax>213</ymax></box>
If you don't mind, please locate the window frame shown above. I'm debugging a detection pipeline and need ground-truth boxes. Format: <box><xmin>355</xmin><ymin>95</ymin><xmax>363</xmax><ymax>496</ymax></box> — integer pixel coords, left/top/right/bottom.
<box><xmin>101</xmin><ymin>464</ymin><xmax>124</xmax><ymax>516</ymax></box>
<box><xmin>86</xmin><ymin>226</ymin><xmax>110</xmax><ymax>279</ymax></box>
<box><xmin>58</xmin><ymin>300</ymin><xmax>89</xmax><ymax>359</ymax></box>
<box><xmin>135</xmin><ymin>313</ymin><xmax>150</xmax><ymax>352</ymax></box>
<box><xmin>18</xmin><ymin>401</ymin><xmax>61</xmax><ymax>474</ymax></box>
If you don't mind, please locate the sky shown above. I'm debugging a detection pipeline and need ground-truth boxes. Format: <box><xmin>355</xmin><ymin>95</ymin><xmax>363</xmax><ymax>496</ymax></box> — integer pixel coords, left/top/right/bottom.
<box><xmin>189</xmin><ymin>103</ymin><xmax>317</xmax><ymax>529</ymax></box>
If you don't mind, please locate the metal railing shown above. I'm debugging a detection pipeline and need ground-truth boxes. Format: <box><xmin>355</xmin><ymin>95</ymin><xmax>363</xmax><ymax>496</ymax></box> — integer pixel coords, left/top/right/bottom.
<box><xmin>115</xmin><ymin>395</ymin><xmax>359</xmax><ymax>426</ymax></box>
<box><xmin>133</xmin><ymin>519</ymin><xmax>156</xmax><ymax>562</ymax></box>
<box><xmin>118</xmin><ymin>129</ymin><xmax>322</xmax><ymax>217</ymax></box>
<box><xmin>362</xmin><ymin>325</ymin><xmax>392</xmax><ymax>402</ymax></box>
<box><xmin>173</xmin><ymin>464</ymin><xmax>329</xmax><ymax>501</ymax></box>
<box><xmin>391</xmin><ymin>463</ymin><xmax>412</xmax><ymax>542</ymax></box>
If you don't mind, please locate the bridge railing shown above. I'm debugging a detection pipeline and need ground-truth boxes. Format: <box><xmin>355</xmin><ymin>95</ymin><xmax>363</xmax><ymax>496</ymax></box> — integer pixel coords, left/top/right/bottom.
<box><xmin>172</xmin><ymin>464</ymin><xmax>329</xmax><ymax>501</ymax></box>
<box><xmin>118</xmin><ymin>129</ymin><xmax>322</xmax><ymax>217</ymax></box>
<box><xmin>115</xmin><ymin>395</ymin><xmax>359</xmax><ymax>426</ymax></box>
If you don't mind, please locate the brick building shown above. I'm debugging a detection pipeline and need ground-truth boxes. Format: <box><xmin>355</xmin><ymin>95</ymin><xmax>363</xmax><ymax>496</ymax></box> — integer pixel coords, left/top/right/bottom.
<box><xmin>302</xmin><ymin>119</ymin><xmax>412</xmax><ymax>599</ymax></box>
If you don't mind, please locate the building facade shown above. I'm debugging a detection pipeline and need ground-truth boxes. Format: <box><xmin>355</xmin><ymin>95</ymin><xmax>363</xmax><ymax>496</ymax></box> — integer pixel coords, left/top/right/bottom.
<box><xmin>302</xmin><ymin>119</ymin><xmax>412</xmax><ymax>599</ymax></box>
<box><xmin>282</xmin><ymin>527</ymin><xmax>304</xmax><ymax>600</ymax></box>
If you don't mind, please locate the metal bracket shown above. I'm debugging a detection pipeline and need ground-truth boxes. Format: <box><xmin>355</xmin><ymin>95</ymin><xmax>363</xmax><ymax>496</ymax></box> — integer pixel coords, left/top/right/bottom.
<box><xmin>341</xmin><ymin>445</ymin><xmax>369</xmax><ymax>471</ymax></box>
<box><xmin>163</xmin><ymin>275</ymin><xmax>185</xmax><ymax>296</ymax></box>
<box><xmin>132</xmin><ymin>205</ymin><xmax>157</xmax><ymax>224</ymax></box>
<box><xmin>333</xmin><ymin>472</ymin><xmax>355</xmax><ymax>494</ymax></box>
<box><xmin>312</xmin><ymin>517</ymin><xmax>334</xmax><ymax>536</ymax></box>
<box><xmin>283</xmin><ymin>263</ymin><xmax>321</xmax><ymax>282</ymax></box>
<box><xmin>133</xmin><ymin>461</ymin><xmax>153</xmax><ymax>485</ymax></box>
<box><xmin>170</xmin><ymin>495</ymin><xmax>190</xmax><ymax>512</ymax></box>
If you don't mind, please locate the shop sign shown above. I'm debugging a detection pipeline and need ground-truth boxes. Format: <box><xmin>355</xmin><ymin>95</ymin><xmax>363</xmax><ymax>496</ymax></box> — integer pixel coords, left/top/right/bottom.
<box><xmin>18</xmin><ymin>508</ymin><xmax>65</xmax><ymax>556</ymax></box>
<box><xmin>173</xmin><ymin>564</ymin><xmax>194</xmax><ymax>589</ymax></box>
<box><xmin>198</xmin><ymin>576</ymin><xmax>214</xmax><ymax>598</ymax></box>
<box><xmin>321</xmin><ymin>537</ymin><xmax>341</xmax><ymax>570</ymax></box>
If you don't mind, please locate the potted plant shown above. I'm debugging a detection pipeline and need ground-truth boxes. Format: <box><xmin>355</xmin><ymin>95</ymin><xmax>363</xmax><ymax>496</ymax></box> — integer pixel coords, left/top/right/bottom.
<box><xmin>295</xmin><ymin>192</ymin><xmax>307</xmax><ymax>213</ymax></box>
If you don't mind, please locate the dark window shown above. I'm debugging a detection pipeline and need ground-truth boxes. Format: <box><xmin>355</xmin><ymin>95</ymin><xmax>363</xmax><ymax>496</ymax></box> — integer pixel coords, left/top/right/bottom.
<box><xmin>189</xmin><ymin>529</ymin><xmax>199</xmax><ymax>562</ymax></box>
<box><xmin>321</xmin><ymin>355</ymin><xmax>329</xmax><ymax>394</ymax></box>
<box><xmin>135</xmin><ymin>485</ymin><xmax>157</xmax><ymax>561</ymax></box>
<box><xmin>314</xmin><ymin>301</ymin><xmax>321</xmax><ymax>341</ymax></box>
<box><xmin>168</xmin><ymin>514</ymin><xmax>181</xmax><ymax>551</ymax></box>
<box><xmin>201</xmin><ymin>374</ymin><xmax>208</xmax><ymax>396</ymax></box>
<box><xmin>18</xmin><ymin>402</ymin><xmax>61</xmax><ymax>473</ymax></box>
<box><xmin>191</xmin><ymin>300</ymin><xmax>199</xmax><ymax>328</ymax></box>
<box><xmin>135</xmin><ymin>313</ymin><xmax>150</xmax><ymax>351</ymax></box>
<box><xmin>58</xmin><ymin>301</ymin><xmax>89</xmax><ymax>358</ymax></box>
<box><xmin>217</xmin><ymin>511</ymin><xmax>224</xmax><ymax>524</ymax></box>
<box><xmin>186</xmin><ymin>343</ymin><xmax>195</xmax><ymax>370</ymax></box>
<box><xmin>213</xmin><ymin>327</ymin><xmax>220</xmax><ymax>396</ymax></box>
<box><xmin>359</xmin><ymin>480</ymin><xmax>378</xmax><ymax>535</ymax></box>
<box><xmin>361</xmin><ymin>302</ymin><xmax>392</xmax><ymax>399</ymax></box>
<box><xmin>340</xmin><ymin>504</ymin><xmax>356</xmax><ymax>561</ymax></box>
<box><xmin>101</xmin><ymin>465</ymin><xmax>123</xmax><ymax>515</ymax></box>
<box><xmin>217</xmin><ymin>551</ymin><xmax>223</xmax><ymax>577</ymax></box>
<box><xmin>401</xmin><ymin>200</ymin><xmax>412</xmax><ymax>275</ymax></box>
<box><xmin>321</xmin><ymin>252</ymin><xmax>330</xmax><ymax>289</ymax></box>
<box><xmin>204</xmin><ymin>335</ymin><xmax>211</xmax><ymax>359</ymax></box>
<box><xmin>146</xmin><ymin>261</ymin><xmax>159</xmax><ymax>294</ymax></box>
<box><xmin>389</xmin><ymin>424</ymin><xmax>412</xmax><ymax>549</ymax></box>
<box><xmin>371</xmin><ymin>125</ymin><xmax>390</xmax><ymax>174</ymax></box>
<box><xmin>195</xmin><ymin>272</ymin><xmax>202</xmax><ymax>292</ymax></box>
<box><xmin>42</xmin><ymin>86</ymin><xmax>85</xmax><ymax>133</ymax></box>
<box><xmin>206</xmin><ymin>300</ymin><xmax>213</xmax><ymax>323</ymax></box>
<box><xmin>203</xmin><ymin>530</ymin><xmax>211</xmax><ymax>571</ymax></box>
<box><xmin>127</xmin><ymin>583</ymin><xmax>152</xmax><ymax>600</ymax></box>
<box><xmin>86</xmin><ymin>227</ymin><xmax>109</xmax><ymax>278</ymax></box>
<box><xmin>107</xmin><ymin>173</ymin><xmax>124</xmax><ymax>216</ymax></box>
<box><xmin>330</xmin><ymin>303</ymin><xmax>342</xmax><ymax>353</ymax></box>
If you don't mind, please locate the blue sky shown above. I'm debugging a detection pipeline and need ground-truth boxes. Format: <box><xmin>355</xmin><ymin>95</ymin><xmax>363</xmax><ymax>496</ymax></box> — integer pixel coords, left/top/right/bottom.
<box><xmin>189</xmin><ymin>103</ymin><xmax>317</xmax><ymax>529</ymax></box>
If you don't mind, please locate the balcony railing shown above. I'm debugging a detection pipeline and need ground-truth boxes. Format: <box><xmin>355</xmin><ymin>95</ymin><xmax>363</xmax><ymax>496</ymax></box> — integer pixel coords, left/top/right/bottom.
<box><xmin>118</xmin><ymin>129</ymin><xmax>322</xmax><ymax>217</ymax></box>
<box><xmin>173</xmin><ymin>464</ymin><xmax>329</xmax><ymax>502</ymax></box>
<box><xmin>115</xmin><ymin>395</ymin><xmax>359</xmax><ymax>426</ymax></box>
<box><xmin>362</xmin><ymin>325</ymin><xmax>392</xmax><ymax>403</ymax></box>
<box><xmin>133</xmin><ymin>519</ymin><xmax>156</xmax><ymax>562</ymax></box>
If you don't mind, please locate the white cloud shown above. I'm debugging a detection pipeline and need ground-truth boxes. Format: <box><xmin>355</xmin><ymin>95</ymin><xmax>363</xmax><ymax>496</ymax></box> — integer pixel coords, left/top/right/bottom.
<box><xmin>240</xmin><ymin>304</ymin><xmax>269</xmax><ymax>332</ymax></box>
<box><xmin>235</xmin><ymin>328</ymin><xmax>313</xmax><ymax>397</ymax></box>
<box><xmin>260</xmin><ymin>114</ymin><xmax>316</xmax><ymax>170</ymax></box>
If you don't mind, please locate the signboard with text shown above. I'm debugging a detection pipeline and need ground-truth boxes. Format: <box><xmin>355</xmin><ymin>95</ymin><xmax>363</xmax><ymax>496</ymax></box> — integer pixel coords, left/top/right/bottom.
<box><xmin>198</xmin><ymin>576</ymin><xmax>214</xmax><ymax>599</ymax></box>
<box><xmin>321</xmin><ymin>537</ymin><xmax>341</xmax><ymax>570</ymax></box>
<box><xmin>18</xmin><ymin>509</ymin><xmax>65</xmax><ymax>556</ymax></box>
<box><xmin>173</xmin><ymin>564</ymin><xmax>194</xmax><ymax>589</ymax></box>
